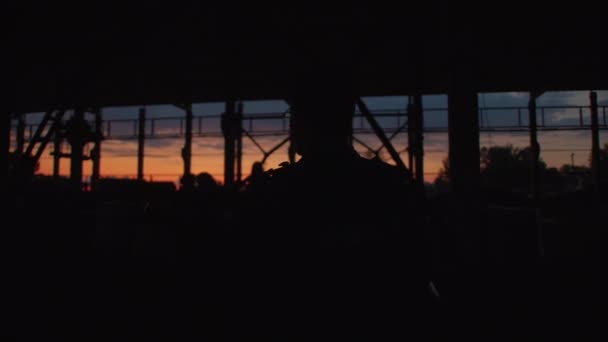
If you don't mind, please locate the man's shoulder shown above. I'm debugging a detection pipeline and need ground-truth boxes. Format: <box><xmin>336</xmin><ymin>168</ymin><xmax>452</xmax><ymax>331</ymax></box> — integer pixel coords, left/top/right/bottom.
<box><xmin>243</xmin><ymin>161</ymin><xmax>297</xmax><ymax>194</ymax></box>
<box><xmin>263</xmin><ymin>161</ymin><xmax>298</xmax><ymax>182</ymax></box>
<box><xmin>355</xmin><ymin>156</ymin><xmax>413</xmax><ymax>184</ymax></box>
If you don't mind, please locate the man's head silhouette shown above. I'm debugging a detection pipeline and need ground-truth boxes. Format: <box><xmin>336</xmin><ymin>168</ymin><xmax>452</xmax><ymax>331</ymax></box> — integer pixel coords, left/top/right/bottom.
<box><xmin>287</xmin><ymin>66</ymin><xmax>356</xmax><ymax>158</ymax></box>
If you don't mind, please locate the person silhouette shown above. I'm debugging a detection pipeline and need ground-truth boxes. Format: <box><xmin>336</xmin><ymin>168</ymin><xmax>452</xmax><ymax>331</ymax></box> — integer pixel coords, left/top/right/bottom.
<box><xmin>237</xmin><ymin>161</ymin><xmax>265</xmax><ymax>192</ymax></box>
<box><xmin>195</xmin><ymin>172</ymin><xmax>220</xmax><ymax>196</ymax></box>
<box><xmin>222</xmin><ymin>69</ymin><xmax>435</xmax><ymax>341</ymax></box>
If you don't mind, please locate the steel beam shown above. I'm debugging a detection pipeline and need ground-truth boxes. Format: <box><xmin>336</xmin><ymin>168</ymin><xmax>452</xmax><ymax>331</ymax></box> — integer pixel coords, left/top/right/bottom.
<box><xmin>33</xmin><ymin>110</ymin><xmax>65</xmax><ymax>164</ymax></box>
<box><xmin>261</xmin><ymin>137</ymin><xmax>290</xmax><ymax>165</ymax></box>
<box><xmin>25</xmin><ymin>110</ymin><xmax>53</xmax><ymax>157</ymax></box>
<box><xmin>356</xmin><ymin>98</ymin><xmax>408</xmax><ymax>173</ymax></box>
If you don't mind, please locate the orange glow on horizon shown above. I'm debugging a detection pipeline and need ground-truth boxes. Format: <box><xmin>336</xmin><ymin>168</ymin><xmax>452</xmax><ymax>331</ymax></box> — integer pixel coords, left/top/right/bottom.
<box><xmin>34</xmin><ymin>130</ymin><xmax>606</xmax><ymax>186</ymax></box>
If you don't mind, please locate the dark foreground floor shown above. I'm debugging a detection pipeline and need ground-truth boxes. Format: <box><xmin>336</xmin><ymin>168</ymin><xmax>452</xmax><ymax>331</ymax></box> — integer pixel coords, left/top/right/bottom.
<box><xmin>3</xmin><ymin>187</ymin><xmax>607</xmax><ymax>341</ymax></box>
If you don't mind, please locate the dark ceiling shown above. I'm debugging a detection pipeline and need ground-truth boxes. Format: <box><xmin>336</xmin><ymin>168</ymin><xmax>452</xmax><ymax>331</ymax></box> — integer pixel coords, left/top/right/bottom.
<box><xmin>7</xmin><ymin>2</ymin><xmax>608</xmax><ymax>113</ymax></box>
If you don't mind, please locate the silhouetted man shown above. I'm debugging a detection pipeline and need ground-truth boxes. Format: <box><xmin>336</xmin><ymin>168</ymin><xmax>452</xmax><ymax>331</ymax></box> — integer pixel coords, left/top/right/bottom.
<box><xmin>223</xmin><ymin>70</ymin><xmax>434</xmax><ymax>341</ymax></box>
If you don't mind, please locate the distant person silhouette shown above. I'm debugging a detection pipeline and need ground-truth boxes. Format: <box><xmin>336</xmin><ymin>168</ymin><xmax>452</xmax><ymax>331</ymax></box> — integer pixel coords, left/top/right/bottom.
<box><xmin>238</xmin><ymin>161</ymin><xmax>265</xmax><ymax>192</ymax></box>
<box><xmin>223</xmin><ymin>70</ymin><xmax>435</xmax><ymax>341</ymax></box>
<box><xmin>195</xmin><ymin>172</ymin><xmax>220</xmax><ymax>195</ymax></box>
<box><xmin>249</xmin><ymin>161</ymin><xmax>264</xmax><ymax>181</ymax></box>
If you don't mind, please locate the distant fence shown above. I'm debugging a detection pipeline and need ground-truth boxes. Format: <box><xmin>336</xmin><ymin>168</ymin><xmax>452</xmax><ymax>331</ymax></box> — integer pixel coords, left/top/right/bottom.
<box><xmin>12</xmin><ymin>105</ymin><xmax>608</xmax><ymax>142</ymax></box>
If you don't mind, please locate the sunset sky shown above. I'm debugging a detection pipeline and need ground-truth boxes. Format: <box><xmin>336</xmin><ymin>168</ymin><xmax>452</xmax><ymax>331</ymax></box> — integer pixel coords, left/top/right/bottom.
<box><xmin>12</xmin><ymin>90</ymin><xmax>608</xmax><ymax>186</ymax></box>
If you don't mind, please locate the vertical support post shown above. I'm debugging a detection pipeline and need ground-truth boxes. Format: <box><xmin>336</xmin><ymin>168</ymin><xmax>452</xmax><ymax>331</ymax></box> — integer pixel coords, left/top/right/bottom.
<box><xmin>223</xmin><ymin>100</ymin><xmax>236</xmax><ymax>188</ymax></box>
<box><xmin>91</xmin><ymin>108</ymin><xmax>103</xmax><ymax>189</ymax></box>
<box><xmin>1</xmin><ymin>113</ymin><xmax>10</xmax><ymax>193</ymax></box>
<box><xmin>443</xmin><ymin>35</ymin><xmax>485</xmax><ymax>341</ymax></box>
<box><xmin>288</xmin><ymin>107</ymin><xmax>297</xmax><ymax>164</ymax></box>
<box><xmin>137</xmin><ymin>107</ymin><xmax>146</xmax><ymax>182</ymax></box>
<box><xmin>16</xmin><ymin>113</ymin><xmax>25</xmax><ymax>154</ymax></box>
<box><xmin>407</xmin><ymin>98</ymin><xmax>415</xmax><ymax>171</ymax></box>
<box><xmin>413</xmin><ymin>94</ymin><xmax>425</xmax><ymax>188</ymax></box>
<box><xmin>590</xmin><ymin>91</ymin><xmax>601</xmax><ymax>184</ymax></box>
<box><xmin>236</xmin><ymin>101</ymin><xmax>243</xmax><ymax>184</ymax></box>
<box><xmin>69</xmin><ymin>108</ymin><xmax>85</xmax><ymax>190</ymax></box>
<box><xmin>528</xmin><ymin>92</ymin><xmax>541</xmax><ymax>199</ymax></box>
<box><xmin>53</xmin><ymin>125</ymin><xmax>61</xmax><ymax>178</ymax></box>
<box><xmin>182</xmin><ymin>103</ymin><xmax>194</xmax><ymax>190</ymax></box>
<box><xmin>448</xmin><ymin>85</ymin><xmax>480</xmax><ymax>196</ymax></box>
<box><xmin>518</xmin><ymin>108</ymin><xmax>522</xmax><ymax>127</ymax></box>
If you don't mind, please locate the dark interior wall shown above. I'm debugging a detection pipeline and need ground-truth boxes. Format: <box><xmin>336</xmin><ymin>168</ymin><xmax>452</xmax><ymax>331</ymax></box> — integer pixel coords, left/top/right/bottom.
<box><xmin>7</xmin><ymin>2</ymin><xmax>607</xmax><ymax>113</ymax></box>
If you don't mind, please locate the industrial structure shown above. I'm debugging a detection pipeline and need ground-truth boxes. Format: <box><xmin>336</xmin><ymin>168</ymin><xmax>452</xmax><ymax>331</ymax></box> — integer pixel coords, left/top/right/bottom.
<box><xmin>5</xmin><ymin>2</ymin><xmax>608</xmax><ymax>339</ymax></box>
<box><xmin>7</xmin><ymin>100</ymin><xmax>608</xmax><ymax>191</ymax></box>
<box><xmin>6</xmin><ymin>3</ymin><xmax>607</xmax><ymax>198</ymax></box>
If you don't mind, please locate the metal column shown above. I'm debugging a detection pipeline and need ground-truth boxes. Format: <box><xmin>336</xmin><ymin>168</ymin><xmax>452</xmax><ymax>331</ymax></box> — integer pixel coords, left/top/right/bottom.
<box><xmin>223</xmin><ymin>100</ymin><xmax>237</xmax><ymax>188</ymax></box>
<box><xmin>412</xmin><ymin>94</ymin><xmax>424</xmax><ymax>187</ymax></box>
<box><xmin>590</xmin><ymin>91</ymin><xmax>601</xmax><ymax>184</ymax></box>
<box><xmin>407</xmin><ymin>100</ymin><xmax>415</xmax><ymax>172</ymax></box>
<box><xmin>53</xmin><ymin>127</ymin><xmax>61</xmax><ymax>178</ymax></box>
<box><xmin>69</xmin><ymin>108</ymin><xmax>85</xmax><ymax>190</ymax></box>
<box><xmin>16</xmin><ymin>113</ymin><xmax>25</xmax><ymax>154</ymax></box>
<box><xmin>91</xmin><ymin>108</ymin><xmax>103</xmax><ymax>188</ymax></box>
<box><xmin>528</xmin><ymin>92</ymin><xmax>542</xmax><ymax>199</ymax></box>
<box><xmin>181</xmin><ymin>103</ymin><xmax>194</xmax><ymax>190</ymax></box>
<box><xmin>236</xmin><ymin>102</ymin><xmax>244</xmax><ymax>184</ymax></box>
<box><xmin>1</xmin><ymin>113</ymin><xmax>9</xmax><ymax>191</ymax></box>
<box><xmin>137</xmin><ymin>107</ymin><xmax>145</xmax><ymax>182</ymax></box>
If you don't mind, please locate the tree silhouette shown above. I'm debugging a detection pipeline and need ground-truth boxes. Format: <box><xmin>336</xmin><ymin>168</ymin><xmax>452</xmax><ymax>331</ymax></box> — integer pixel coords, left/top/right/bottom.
<box><xmin>434</xmin><ymin>145</ymin><xmax>549</xmax><ymax>194</ymax></box>
<box><xmin>480</xmin><ymin>145</ymin><xmax>546</xmax><ymax>193</ymax></box>
<box><xmin>433</xmin><ymin>158</ymin><xmax>450</xmax><ymax>192</ymax></box>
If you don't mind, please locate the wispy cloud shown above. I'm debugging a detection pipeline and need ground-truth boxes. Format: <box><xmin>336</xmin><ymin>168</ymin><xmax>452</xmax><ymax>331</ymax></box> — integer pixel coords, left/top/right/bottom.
<box><xmin>541</xmin><ymin>90</ymin><xmax>608</xmax><ymax>123</ymax></box>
